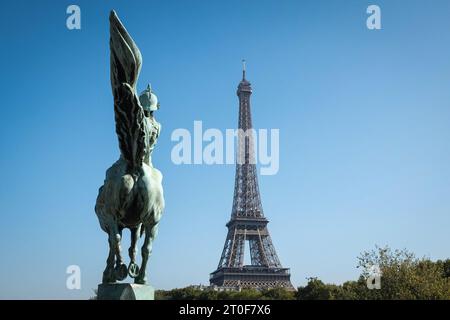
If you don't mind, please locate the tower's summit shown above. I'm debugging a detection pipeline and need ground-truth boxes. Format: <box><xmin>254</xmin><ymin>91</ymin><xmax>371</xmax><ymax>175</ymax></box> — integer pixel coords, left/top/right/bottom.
<box><xmin>210</xmin><ymin>63</ymin><xmax>294</xmax><ymax>291</ymax></box>
<box><xmin>237</xmin><ymin>59</ymin><xmax>252</xmax><ymax>94</ymax></box>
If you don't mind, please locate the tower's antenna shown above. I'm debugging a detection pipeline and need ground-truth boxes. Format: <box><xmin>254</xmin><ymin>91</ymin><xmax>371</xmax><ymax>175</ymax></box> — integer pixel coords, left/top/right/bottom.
<box><xmin>242</xmin><ymin>59</ymin><xmax>246</xmax><ymax>80</ymax></box>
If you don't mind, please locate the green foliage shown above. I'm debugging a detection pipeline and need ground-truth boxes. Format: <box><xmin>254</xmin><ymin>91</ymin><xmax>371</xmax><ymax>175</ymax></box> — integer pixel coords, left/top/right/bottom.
<box><xmin>221</xmin><ymin>289</ymin><xmax>264</xmax><ymax>300</ymax></box>
<box><xmin>355</xmin><ymin>246</ymin><xmax>450</xmax><ymax>299</ymax></box>
<box><xmin>296</xmin><ymin>278</ymin><xmax>334</xmax><ymax>300</ymax></box>
<box><xmin>437</xmin><ymin>259</ymin><xmax>450</xmax><ymax>278</ymax></box>
<box><xmin>260</xmin><ymin>287</ymin><xmax>295</xmax><ymax>300</ymax></box>
<box><xmin>156</xmin><ymin>286</ymin><xmax>294</xmax><ymax>300</ymax></box>
<box><xmin>155</xmin><ymin>287</ymin><xmax>206</xmax><ymax>300</ymax></box>
<box><xmin>296</xmin><ymin>246</ymin><xmax>450</xmax><ymax>300</ymax></box>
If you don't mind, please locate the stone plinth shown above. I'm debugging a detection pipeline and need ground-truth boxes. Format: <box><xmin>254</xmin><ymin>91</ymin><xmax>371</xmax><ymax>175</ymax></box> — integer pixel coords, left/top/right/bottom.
<box><xmin>97</xmin><ymin>283</ymin><xmax>154</xmax><ymax>300</ymax></box>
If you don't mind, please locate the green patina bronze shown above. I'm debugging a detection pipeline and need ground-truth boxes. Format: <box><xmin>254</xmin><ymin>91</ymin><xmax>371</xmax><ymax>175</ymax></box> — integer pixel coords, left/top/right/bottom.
<box><xmin>95</xmin><ymin>10</ymin><xmax>164</xmax><ymax>292</ymax></box>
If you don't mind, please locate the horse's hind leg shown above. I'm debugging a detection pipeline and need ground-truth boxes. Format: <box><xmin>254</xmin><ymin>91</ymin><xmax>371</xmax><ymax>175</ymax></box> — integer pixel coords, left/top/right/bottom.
<box><xmin>109</xmin><ymin>224</ymin><xmax>127</xmax><ymax>281</ymax></box>
<box><xmin>135</xmin><ymin>223</ymin><xmax>158</xmax><ymax>285</ymax></box>
<box><xmin>128</xmin><ymin>226</ymin><xmax>140</xmax><ymax>278</ymax></box>
<box><xmin>102</xmin><ymin>236</ymin><xmax>116</xmax><ymax>283</ymax></box>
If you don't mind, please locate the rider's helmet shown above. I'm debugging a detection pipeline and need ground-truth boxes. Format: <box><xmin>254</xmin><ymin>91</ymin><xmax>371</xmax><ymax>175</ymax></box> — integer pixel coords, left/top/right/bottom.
<box><xmin>139</xmin><ymin>84</ymin><xmax>159</xmax><ymax>112</ymax></box>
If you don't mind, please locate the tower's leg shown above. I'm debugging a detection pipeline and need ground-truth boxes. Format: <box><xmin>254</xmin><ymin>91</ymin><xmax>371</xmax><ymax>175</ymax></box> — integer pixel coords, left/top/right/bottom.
<box><xmin>229</xmin><ymin>233</ymin><xmax>246</xmax><ymax>268</ymax></box>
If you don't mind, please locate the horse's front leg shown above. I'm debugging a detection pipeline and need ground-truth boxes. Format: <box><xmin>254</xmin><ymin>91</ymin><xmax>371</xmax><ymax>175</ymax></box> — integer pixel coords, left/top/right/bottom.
<box><xmin>109</xmin><ymin>225</ymin><xmax>127</xmax><ymax>281</ymax></box>
<box><xmin>135</xmin><ymin>223</ymin><xmax>158</xmax><ymax>285</ymax></box>
<box><xmin>128</xmin><ymin>225</ymin><xmax>140</xmax><ymax>278</ymax></box>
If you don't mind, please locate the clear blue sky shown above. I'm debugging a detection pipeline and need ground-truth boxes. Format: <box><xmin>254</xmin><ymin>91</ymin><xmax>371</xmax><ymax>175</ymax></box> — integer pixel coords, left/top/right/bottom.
<box><xmin>0</xmin><ymin>0</ymin><xmax>449</xmax><ymax>299</ymax></box>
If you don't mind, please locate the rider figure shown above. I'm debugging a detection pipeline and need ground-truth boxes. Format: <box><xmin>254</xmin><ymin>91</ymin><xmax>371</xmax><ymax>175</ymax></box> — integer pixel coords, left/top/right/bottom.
<box><xmin>138</xmin><ymin>84</ymin><xmax>161</xmax><ymax>166</ymax></box>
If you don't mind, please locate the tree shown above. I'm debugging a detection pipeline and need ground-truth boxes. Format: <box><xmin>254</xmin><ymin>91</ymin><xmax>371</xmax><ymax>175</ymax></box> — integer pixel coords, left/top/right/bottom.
<box><xmin>357</xmin><ymin>246</ymin><xmax>450</xmax><ymax>299</ymax></box>
<box><xmin>261</xmin><ymin>287</ymin><xmax>295</xmax><ymax>300</ymax></box>
<box><xmin>296</xmin><ymin>246</ymin><xmax>450</xmax><ymax>300</ymax></box>
<box><xmin>296</xmin><ymin>278</ymin><xmax>339</xmax><ymax>300</ymax></box>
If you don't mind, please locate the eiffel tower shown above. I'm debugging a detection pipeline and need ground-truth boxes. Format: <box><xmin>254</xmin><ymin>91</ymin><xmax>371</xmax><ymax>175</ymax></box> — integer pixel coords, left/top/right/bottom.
<box><xmin>210</xmin><ymin>62</ymin><xmax>294</xmax><ymax>290</ymax></box>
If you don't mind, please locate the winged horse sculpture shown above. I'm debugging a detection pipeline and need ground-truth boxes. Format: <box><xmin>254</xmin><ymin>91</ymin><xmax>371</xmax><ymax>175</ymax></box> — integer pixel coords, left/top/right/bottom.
<box><xmin>95</xmin><ymin>10</ymin><xmax>164</xmax><ymax>285</ymax></box>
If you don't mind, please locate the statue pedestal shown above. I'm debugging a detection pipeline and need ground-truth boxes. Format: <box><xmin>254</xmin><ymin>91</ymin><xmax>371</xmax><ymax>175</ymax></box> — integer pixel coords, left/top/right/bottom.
<box><xmin>97</xmin><ymin>283</ymin><xmax>154</xmax><ymax>300</ymax></box>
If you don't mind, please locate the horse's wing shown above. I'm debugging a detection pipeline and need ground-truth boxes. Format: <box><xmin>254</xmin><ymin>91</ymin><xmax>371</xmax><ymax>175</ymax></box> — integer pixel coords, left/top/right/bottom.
<box><xmin>109</xmin><ymin>10</ymin><xmax>147</xmax><ymax>170</ymax></box>
<box><xmin>110</xmin><ymin>10</ymin><xmax>141</xmax><ymax>92</ymax></box>
<box><xmin>114</xmin><ymin>83</ymin><xmax>147</xmax><ymax>169</ymax></box>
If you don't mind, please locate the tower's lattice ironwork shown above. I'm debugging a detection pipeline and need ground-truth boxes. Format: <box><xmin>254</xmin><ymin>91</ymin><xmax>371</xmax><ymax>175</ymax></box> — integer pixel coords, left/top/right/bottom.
<box><xmin>210</xmin><ymin>63</ymin><xmax>294</xmax><ymax>290</ymax></box>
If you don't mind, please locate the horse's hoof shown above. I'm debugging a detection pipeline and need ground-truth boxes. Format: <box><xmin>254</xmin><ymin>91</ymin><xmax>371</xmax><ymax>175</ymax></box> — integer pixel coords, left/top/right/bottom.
<box><xmin>102</xmin><ymin>268</ymin><xmax>116</xmax><ymax>283</ymax></box>
<box><xmin>128</xmin><ymin>262</ymin><xmax>140</xmax><ymax>278</ymax></box>
<box><xmin>134</xmin><ymin>276</ymin><xmax>147</xmax><ymax>285</ymax></box>
<box><xmin>114</xmin><ymin>263</ymin><xmax>127</xmax><ymax>281</ymax></box>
